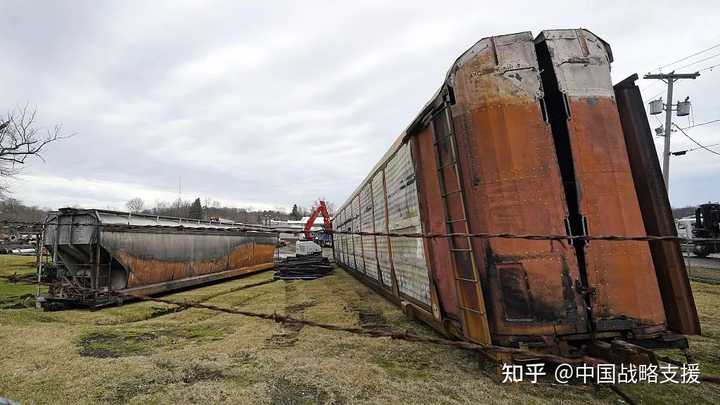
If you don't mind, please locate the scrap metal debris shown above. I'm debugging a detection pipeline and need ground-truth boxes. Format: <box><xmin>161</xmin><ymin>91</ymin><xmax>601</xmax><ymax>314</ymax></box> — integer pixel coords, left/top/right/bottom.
<box><xmin>274</xmin><ymin>253</ymin><xmax>333</xmax><ymax>280</ymax></box>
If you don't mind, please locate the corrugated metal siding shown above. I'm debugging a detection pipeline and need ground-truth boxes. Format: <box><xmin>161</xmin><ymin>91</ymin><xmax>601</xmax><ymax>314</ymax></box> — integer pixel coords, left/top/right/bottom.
<box><xmin>343</xmin><ymin>210</ymin><xmax>349</xmax><ymax>266</ymax></box>
<box><xmin>334</xmin><ymin>215</ymin><xmax>341</xmax><ymax>264</ymax></box>
<box><xmin>335</xmin><ymin>211</ymin><xmax>343</xmax><ymax>264</ymax></box>
<box><xmin>351</xmin><ymin>196</ymin><xmax>365</xmax><ymax>273</ymax></box>
<box><xmin>385</xmin><ymin>143</ymin><xmax>431</xmax><ymax>305</ymax></box>
<box><xmin>339</xmin><ymin>211</ymin><xmax>348</xmax><ymax>265</ymax></box>
<box><xmin>44</xmin><ymin>212</ymin><xmax>97</xmax><ymax>246</ymax></box>
<box><xmin>360</xmin><ymin>184</ymin><xmax>378</xmax><ymax>280</ymax></box>
<box><xmin>372</xmin><ymin>170</ymin><xmax>394</xmax><ymax>287</ymax></box>
<box><xmin>344</xmin><ymin>211</ymin><xmax>351</xmax><ymax>267</ymax></box>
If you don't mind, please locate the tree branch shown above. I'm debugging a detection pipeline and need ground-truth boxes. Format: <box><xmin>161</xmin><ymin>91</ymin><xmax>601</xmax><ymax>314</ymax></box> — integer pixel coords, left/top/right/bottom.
<box><xmin>0</xmin><ymin>105</ymin><xmax>69</xmax><ymax>195</ymax></box>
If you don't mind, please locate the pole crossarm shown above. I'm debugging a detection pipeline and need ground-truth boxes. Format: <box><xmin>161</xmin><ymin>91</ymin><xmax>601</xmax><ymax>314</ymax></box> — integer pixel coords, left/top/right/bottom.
<box><xmin>644</xmin><ymin>72</ymin><xmax>700</xmax><ymax>80</ymax></box>
<box><xmin>642</xmin><ymin>71</ymin><xmax>701</xmax><ymax>195</ymax></box>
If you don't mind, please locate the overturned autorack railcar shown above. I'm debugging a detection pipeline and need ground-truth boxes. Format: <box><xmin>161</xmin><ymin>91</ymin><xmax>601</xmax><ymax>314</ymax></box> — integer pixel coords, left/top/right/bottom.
<box><xmin>40</xmin><ymin>208</ymin><xmax>276</xmax><ymax>308</ymax></box>
<box><xmin>332</xmin><ymin>28</ymin><xmax>700</xmax><ymax>354</ymax></box>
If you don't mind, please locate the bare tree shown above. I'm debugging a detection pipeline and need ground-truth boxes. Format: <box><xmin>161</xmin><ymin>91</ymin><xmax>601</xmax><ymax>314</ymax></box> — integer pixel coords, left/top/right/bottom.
<box><xmin>126</xmin><ymin>197</ymin><xmax>145</xmax><ymax>213</ymax></box>
<box><xmin>1</xmin><ymin>105</ymin><xmax>68</xmax><ymax>194</ymax></box>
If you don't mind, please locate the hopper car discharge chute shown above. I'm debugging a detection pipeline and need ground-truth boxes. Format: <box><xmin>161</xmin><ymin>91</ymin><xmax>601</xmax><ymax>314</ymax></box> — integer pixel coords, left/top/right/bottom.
<box><xmin>332</xmin><ymin>28</ymin><xmax>699</xmax><ymax>357</ymax></box>
<box><xmin>39</xmin><ymin>208</ymin><xmax>277</xmax><ymax>308</ymax></box>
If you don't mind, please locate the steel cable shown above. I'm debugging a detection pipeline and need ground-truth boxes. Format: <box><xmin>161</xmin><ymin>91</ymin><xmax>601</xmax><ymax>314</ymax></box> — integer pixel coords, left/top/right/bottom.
<box><xmin>4</xmin><ymin>219</ymin><xmax>720</xmax><ymax>243</ymax></box>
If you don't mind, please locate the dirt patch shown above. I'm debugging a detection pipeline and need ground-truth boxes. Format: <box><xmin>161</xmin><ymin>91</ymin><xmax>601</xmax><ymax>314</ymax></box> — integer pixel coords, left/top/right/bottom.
<box><xmin>180</xmin><ymin>364</ymin><xmax>225</xmax><ymax>384</ymax></box>
<box><xmin>148</xmin><ymin>305</ymin><xmax>183</xmax><ymax>318</ymax></box>
<box><xmin>285</xmin><ymin>300</ymin><xmax>317</xmax><ymax>314</ymax></box>
<box><xmin>267</xmin><ymin>376</ymin><xmax>345</xmax><ymax>405</ymax></box>
<box><xmin>371</xmin><ymin>348</ymin><xmax>433</xmax><ymax>380</ymax></box>
<box><xmin>77</xmin><ymin>330</ymin><xmax>158</xmax><ymax>358</ymax></box>
<box><xmin>230</xmin><ymin>350</ymin><xmax>258</xmax><ymax>364</ymax></box>
<box><xmin>357</xmin><ymin>309</ymin><xmax>387</xmax><ymax>329</ymax></box>
<box><xmin>99</xmin><ymin>363</ymin><xmax>228</xmax><ymax>403</ymax></box>
<box><xmin>343</xmin><ymin>302</ymin><xmax>389</xmax><ymax>330</ymax></box>
<box><xmin>265</xmin><ymin>331</ymin><xmax>300</xmax><ymax>348</ymax></box>
<box><xmin>265</xmin><ymin>285</ymin><xmax>317</xmax><ymax>348</ymax></box>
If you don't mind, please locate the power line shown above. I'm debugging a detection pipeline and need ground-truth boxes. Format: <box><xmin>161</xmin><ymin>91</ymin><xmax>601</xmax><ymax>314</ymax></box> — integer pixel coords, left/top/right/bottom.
<box><xmin>651</xmin><ymin>41</ymin><xmax>720</xmax><ymax>72</ymax></box>
<box><xmin>644</xmin><ymin>61</ymin><xmax>718</xmax><ymax>99</ymax></box>
<box><xmin>647</xmin><ymin>89</ymin><xmax>665</xmax><ymax>100</ymax></box>
<box><xmin>681</xmin><ymin>119</ymin><xmax>720</xmax><ymax>130</ymax></box>
<box><xmin>643</xmin><ymin>72</ymin><xmax>701</xmax><ymax>192</ymax></box>
<box><xmin>641</xmin><ymin>41</ymin><xmax>720</xmax><ymax>93</ymax></box>
<box><xmin>653</xmin><ymin>114</ymin><xmax>664</xmax><ymax>127</ymax></box>
<box><xmin>672</xmin><ymin>123</ymin><xmax>720</xmax><ymax>157</ymax></box>
<box><xmin>640</xmin><ymin>79</ymin><xmax>663</xmax><ymax>93</ymax></box>
<box><xmin>674</xmin><ymin>51</ymin><xmax>720</xmax><ymax>71</ymax></box>
<box><xmin>699</xmin><ymin>63</ymin><xmax>720</xmax><ymax>72</ymax></box>
<box><xmin>673</xmin><ymin>142</ymin><xmax>720</xmax><ymax>155</ymax></box>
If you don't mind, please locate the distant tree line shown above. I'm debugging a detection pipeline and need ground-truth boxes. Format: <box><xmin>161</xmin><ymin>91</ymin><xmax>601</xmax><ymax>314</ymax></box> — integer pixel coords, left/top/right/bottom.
<box><xmin>0</xmin><ymin>198</ymin><xmax>48</xmax><ymax>223</ymax></box>
<box><xmin>128</xmin><ymin>197</ymin><xmax>335</xmax><ymax>224</ymax></box>
<box><xmin>0</xmin><ymin>194</ymin><xmax>334</xmax><ymax>226</ymax></box>
<box><xmin>0</xmin><ymin>195</ymin><xmax>701</xmax><ymax>225</ymax></box>
<box><xmin>128</xmin><ymin>197</ymin><xmax>293</xmax><ymax>224</ymax></box>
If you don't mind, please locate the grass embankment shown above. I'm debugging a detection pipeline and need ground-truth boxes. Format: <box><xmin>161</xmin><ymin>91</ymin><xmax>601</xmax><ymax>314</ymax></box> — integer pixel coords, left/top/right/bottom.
<box><xmin>0</xmin><ymin>255</ymin><xmax>45</xmax><ymax>309</ymax></box>
<box><xmin>0</xmin><ymin>255</ymin><xmax>719</xmax><ymax>404</ymax></box>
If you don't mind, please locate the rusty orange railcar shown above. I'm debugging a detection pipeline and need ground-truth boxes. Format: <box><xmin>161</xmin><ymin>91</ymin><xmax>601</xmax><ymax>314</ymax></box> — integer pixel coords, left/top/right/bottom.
<box><xmin>332</xmin><ymin>29</ymin><xmax>699</xmax><ymax>354</ymax></box>
<box><xmin>40</xmin><ymin>208</ymin><xmax>276</xmax><ymax>308</ymax></box>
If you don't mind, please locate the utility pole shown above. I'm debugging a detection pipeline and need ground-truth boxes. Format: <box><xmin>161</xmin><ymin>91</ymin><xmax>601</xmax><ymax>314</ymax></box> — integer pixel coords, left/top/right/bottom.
<box><xmin>643</xmin><ymin>71</ymin><xmax>700</xmax><ymax>195</ymax></box>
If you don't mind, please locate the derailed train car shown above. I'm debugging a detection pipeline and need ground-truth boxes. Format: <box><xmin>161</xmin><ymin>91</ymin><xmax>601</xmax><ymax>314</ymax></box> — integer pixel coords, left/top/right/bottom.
<box><xmin>333</xmin><ymin>29</ymin><xmax>700</xmax><ymax>354</ymax></box>
<box><xmin>40</xmin><ymin>208</ymin><xmax>276</xmax><ymax>308</ymax></box>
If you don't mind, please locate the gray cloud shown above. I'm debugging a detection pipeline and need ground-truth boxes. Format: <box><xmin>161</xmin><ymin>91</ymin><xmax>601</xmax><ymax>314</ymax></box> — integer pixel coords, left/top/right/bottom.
<box><xmin>2</xmin><ymin>0</ymin><xmax>719</xmax><ymax>211</ymax></box>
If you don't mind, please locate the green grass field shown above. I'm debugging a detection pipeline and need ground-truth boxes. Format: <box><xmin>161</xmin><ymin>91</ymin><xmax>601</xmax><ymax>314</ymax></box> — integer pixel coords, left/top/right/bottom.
<box><xmin>1</xmin><ymin>255</ymin><xmax>719</xmax><ymax>404</ymax></box>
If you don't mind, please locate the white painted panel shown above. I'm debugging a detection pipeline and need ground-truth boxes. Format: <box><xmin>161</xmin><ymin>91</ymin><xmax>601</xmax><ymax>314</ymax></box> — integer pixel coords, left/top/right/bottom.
<box><xmin>360</xmin><ymin>183</ymin><xmax>377</xmax><ymax>280</ymax></box>
<box><xmin>385</xmin><ymin>143</ymin><xmax>431</xmax><ymax>305</ymax></box>
<box><xmin>372</xmin><ymin>170</ymin><xmax>394</xmax><ymax>287</ymax></box>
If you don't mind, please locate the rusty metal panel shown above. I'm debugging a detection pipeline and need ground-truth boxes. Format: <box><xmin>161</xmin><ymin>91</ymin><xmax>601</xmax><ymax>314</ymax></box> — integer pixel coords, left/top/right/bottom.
<box><xmin>410</xmin><ymin>126</ymin><xmax>458</xmax><ymax>318</ymax></box>
<box><xmin>43</xmin><ymin>208</ymin><xmax>276</xmax><ymax>305</ymax></box>
<box><xmin>101</xmin><ymin>231</ymin><xmax>274</xmax><ymax>288</ymax></box>
<box><xmin>614</xmin><ymin>75</ymin><xmax>700</xmax><ymax>335</ymax></box>
<box><xmin>537</xmin><ymin>29</ymin><xmax>666</xmax><ymax>332</ymax></box>
<box><xmin>332</xmin><ymin>29</ymin><xmax>686</xmax><ymax>350</ymax></box>
<box><xmin>360</xmin><ymin>183</ymin><xmax>378</xmax><ymax>280</ymax></box>
<box><xmin>449</xmin><ymin>31</ymin><xmax>588</xmax><ymax>340</ymax></box>
<box><xmin>372</xmin><ymin>170</ymin><xmax>394</xmax><ymax>288</ymax></box>
<box><xmin>385</xmin><ymin>143</ymin><xmax>431</xmax><ymax>306</ymax></box>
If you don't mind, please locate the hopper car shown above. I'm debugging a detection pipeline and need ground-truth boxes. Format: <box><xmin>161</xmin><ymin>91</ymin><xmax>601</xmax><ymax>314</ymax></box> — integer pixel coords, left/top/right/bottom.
<box><xmin>39</xmin><ymin>208</ymin><xmax>277</xmax><ymax>308</ymax></box>
<box><xmin>332</xmin><ymin>28</ymin><xmax>700</xmax><ymax>355</ymax></box>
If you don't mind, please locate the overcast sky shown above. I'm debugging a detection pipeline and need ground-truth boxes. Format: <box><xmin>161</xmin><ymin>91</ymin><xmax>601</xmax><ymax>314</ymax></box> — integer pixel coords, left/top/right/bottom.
<box><xmin>2</xmin><ymin>0</ymin><xmax>718</xmax><ymax>212</ymax></box>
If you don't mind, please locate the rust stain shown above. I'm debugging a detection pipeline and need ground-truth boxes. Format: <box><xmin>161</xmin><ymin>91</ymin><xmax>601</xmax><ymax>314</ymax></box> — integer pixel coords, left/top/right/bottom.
<box><xmin>118</xmin><ymin>243</ymin><xmax>273</xmax><ymax>288</ymax></box>
<box><xmin>566</xmin><ymin>95</ymin><xmax>666</xmax><ymax>330</ymax></box>
<box><xmin>451</xmin><ymin>36</ymin><xmax>589</xmax><ymax>340</ymax></box>
<box><xmin>412</xmin><ymin>126</ymin><xmax>458</xmax><ymax>318</ymax></box>
<box><xmin>332</xmin><ymin>29</ymin><xmax>689</xmax><ymax>350</ymax></box>
<box><xmin>614</xmin><ymin>76</ymin><xmax>700</xmax><ymax>335</ymax></box>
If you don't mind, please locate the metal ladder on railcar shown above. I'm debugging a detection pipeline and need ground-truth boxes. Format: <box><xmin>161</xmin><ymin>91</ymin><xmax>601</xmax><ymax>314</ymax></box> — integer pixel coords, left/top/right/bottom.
<box><xmin>431</xmin><ymin>98</ymin><xmax>491</xmax><ymax>345</ymax></box>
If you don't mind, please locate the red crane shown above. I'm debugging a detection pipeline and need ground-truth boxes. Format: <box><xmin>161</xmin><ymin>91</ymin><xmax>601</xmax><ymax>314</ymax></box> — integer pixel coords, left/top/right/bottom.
<box><xmin>304</xmin><ymin>201</ymin><xmax>332</xmax><ymax>242</ymax></box>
